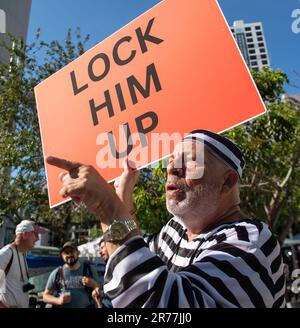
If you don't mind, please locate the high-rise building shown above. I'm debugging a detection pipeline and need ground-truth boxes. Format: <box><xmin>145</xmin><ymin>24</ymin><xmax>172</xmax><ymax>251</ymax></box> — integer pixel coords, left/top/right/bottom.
<box><xmin>282</xmin><ymin>94</ymin><xmax>300</xmax><ymax>109</ymax></box>
<box><xmin>0</xmin><ymin>0</ymin><xmax>32</xmax><ymax>64</ymax></box>
<box><xmin>230</xmin><ymin>20</ymin><xmax>270</xmax><ymax>71</ymax></box>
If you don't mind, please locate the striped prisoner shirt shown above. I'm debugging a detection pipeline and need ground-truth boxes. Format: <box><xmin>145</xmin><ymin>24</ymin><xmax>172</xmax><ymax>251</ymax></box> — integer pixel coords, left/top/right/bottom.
<box><xmin>104</xmin><ymin>217</ymin><xmax>286</xmax><ymax>308</ymax></box>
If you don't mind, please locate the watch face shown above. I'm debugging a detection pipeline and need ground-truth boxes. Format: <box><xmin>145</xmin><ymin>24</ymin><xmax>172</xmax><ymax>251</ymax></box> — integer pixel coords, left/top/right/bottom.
<box><xmin>111</xmin><ymin>221</ymin><xmax>128</xmax><ymax>240</ymax></box>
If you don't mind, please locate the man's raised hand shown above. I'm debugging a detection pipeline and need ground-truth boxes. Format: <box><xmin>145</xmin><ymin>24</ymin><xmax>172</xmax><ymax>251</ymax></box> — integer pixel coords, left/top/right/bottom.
<box><xmin>46</xmin><ymin>156</ymin><xmax>128</xmax><ymax>225</ymax></box>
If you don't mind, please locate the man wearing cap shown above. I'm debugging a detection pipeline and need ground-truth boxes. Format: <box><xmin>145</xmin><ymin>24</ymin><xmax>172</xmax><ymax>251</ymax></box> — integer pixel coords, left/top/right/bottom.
<box><xmin>46</xmin><ymin>129</ymin><xmax>286</xmax><ymax>308</ymax></box>
<box><xmin>43</xmin><ymin>241</ymin><xmax>101</xmax><ymax>308</ymax></box>
<box><xmin>0</xmin><ymin>220</ymin><xmax>41</xmax><ymax>308</ymax></box>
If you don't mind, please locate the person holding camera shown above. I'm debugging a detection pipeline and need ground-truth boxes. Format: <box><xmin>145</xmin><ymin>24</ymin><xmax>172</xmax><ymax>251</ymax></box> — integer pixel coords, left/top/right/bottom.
<box><xmin>43</xmin><ymin>241</ymin><xmax>101</xmax><ymax>308</ymax></box>
<box><xmin>0</xmin><ymin>220</ymin><xmax>42</xmax><ymax>308</ymax></box>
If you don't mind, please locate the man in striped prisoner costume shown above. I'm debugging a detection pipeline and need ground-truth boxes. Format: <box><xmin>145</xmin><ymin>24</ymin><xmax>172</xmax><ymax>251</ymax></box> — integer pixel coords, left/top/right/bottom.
<box><xmin>47</xmin><ymin>130</ymin><xmax>286</xmax><ymax>308</ymax></box>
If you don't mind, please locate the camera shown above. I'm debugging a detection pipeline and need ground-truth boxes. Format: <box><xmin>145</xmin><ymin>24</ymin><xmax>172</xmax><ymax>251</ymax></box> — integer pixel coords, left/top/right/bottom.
<box><xmin>23</xmin><ymin>282</ymin><xmax>35</xmax><ymax>293</ymax></box>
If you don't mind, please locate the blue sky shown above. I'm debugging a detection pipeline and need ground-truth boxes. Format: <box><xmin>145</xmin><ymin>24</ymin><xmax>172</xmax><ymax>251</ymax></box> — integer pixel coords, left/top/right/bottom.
<box><xmin>27</xmin><ymin>0</ymin><xmax>300</xmax><ymax>94</ymax></box>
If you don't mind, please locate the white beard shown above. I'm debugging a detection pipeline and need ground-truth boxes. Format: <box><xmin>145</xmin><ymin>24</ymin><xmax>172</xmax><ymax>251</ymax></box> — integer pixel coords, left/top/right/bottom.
<box><xmin>166</xmin><ymin>183</ymin><xmax>219</xmax><ymax>220</ymax></box>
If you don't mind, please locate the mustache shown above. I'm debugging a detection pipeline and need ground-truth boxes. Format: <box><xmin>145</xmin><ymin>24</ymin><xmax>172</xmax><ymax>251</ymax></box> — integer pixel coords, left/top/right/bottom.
<box><xmin>65</xmin><ymin>256</ymin><xmax>77</xmax><ymax>262</ymax></box>
<box><xmin>166</xmin><ymin>177</ymin><xmax>189</xmax><ymax>191</ymax></box>
<box><xmin>65</xmin><ymin>257</ymin><xmax>78</xmax><ymax>266</ymax></box>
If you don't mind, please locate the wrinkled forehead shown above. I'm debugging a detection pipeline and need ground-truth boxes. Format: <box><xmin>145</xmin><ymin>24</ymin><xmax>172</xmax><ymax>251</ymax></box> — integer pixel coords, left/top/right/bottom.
<box><xmin>174</xmin><ymin>140</ymin><xmax>222</xmax><ymax>161</ymax></box>
<box><xmin>173</xmin><ymin>140</ymin><xmax>205</xmax><ymax>159</ymax></box>
<box><xmin>170</xmin><ymin>141</ymin><xmax>205</xmax><ymax>179</ymax></box>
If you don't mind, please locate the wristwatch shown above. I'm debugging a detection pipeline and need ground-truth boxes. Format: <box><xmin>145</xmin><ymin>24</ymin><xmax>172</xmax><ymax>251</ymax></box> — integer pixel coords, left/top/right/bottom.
<box><xmin>103</xmin><ymin>219</ymin><xmax>138</xmax><ymax>242</ymax></box>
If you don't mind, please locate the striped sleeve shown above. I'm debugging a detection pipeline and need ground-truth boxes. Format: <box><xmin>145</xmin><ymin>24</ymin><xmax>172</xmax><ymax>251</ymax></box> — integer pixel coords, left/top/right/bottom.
<box><xmin>103</xmin><ymin>225</ymin><xmax>285</xmax><ymax>308</ymax></box>
<box><xmin>143</xmin><ymin>232</ymin><xmax>160</xmax><ymax>254</ymax></box>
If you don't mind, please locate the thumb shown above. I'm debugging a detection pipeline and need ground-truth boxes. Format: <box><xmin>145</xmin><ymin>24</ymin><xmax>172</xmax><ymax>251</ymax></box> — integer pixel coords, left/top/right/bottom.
<box><xmin>124</xmin><ymin>158</ymin><xmax>137</xmax><ymax>171</ymax></box>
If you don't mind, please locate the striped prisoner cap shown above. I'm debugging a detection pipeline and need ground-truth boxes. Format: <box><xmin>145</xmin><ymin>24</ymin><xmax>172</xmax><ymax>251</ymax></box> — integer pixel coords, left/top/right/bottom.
<box><xmin>184</xmin><ymin>130</ymin><xmax>246</xmax><ymax>178</ymax></box>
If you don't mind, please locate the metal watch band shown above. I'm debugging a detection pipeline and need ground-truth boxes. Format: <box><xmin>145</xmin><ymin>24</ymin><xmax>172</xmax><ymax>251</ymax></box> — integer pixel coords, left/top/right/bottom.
<box><xmin>103</xmin><ymin>219</ymin><xmax>138</xmax><ymax>242</ymax></box>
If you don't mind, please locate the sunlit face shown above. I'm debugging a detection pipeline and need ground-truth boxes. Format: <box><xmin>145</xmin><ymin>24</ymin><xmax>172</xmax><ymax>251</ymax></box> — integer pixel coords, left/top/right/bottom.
<box><xmin>99</xmin><ymin>241</ymin><xmax>109</xmax><ymax>262</ymax></box>
<box><xmin>23</xmin><ymin>230</ymin><xmax>39</xmax><ymax>250</ymax></box>
<box><xmin>165</xmin><ymin>141</ymin><xmax>221</xmax><ymax>218</ymax></box>
<box><xmin>61</xmin><ymin>248</ymin><xmax>79</xmax><ymax>267</ymax></box>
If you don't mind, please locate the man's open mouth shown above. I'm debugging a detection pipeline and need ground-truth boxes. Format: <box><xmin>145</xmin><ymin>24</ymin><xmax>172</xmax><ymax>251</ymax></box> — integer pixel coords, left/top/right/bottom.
<box><xmin>166</xmin><ymin>183</ymin><xmax>181</xmax><ymax>192</ymax></box>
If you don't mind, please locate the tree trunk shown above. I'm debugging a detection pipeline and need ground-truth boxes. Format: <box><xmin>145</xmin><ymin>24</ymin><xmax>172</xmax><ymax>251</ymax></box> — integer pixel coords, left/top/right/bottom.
<box><xmin>279</xmin><ymin>209</ymin><xmax>297</xmax><ymax>245</ymax></box>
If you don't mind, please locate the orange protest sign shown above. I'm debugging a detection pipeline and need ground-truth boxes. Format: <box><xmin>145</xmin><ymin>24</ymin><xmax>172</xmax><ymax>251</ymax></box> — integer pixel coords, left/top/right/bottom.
<box><xmin>35</xmin><ymin>0</ymin><xmax>266</xmax><ymax>208</ymax></box>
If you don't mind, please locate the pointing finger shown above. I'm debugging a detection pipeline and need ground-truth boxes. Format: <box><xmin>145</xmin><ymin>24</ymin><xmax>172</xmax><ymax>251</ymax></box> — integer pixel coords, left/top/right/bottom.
<box><xmin>46</xmin><ymin>156</ymin><xmax>82</xmax><ymax>171</ymax></box>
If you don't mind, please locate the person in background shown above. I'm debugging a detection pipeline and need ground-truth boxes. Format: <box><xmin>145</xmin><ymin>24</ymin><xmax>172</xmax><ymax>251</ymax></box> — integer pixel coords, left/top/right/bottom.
<box><xmin>99</xmin><ymin>239</ymin><xmax>109</xmax><ymax>263</ymax></box>
<box><xmin>43</xmin><ymin>241</ymin><xmax>100</xmax><ymax>308</ymax></box>
<box><xmin>0</xmin><ymin>220</ymin><xmax>42</xmax><ymax>308</ymax></box>
<box><xmin>92</xmin><ymin>239</ymin><xmax>111</xmax><ymax>308</ymax></box>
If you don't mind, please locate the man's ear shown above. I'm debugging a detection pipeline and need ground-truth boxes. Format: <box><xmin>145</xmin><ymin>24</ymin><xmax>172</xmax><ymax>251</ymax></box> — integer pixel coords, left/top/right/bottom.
<box><xmin>221</xmin><ymin>171</ymin><xmax>239</xmax><ymax>194</ymax></box>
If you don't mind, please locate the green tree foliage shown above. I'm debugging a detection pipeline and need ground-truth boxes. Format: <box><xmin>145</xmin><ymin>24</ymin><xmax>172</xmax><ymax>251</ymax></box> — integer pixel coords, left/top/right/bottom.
<box><xmin>225</xmin><ymin>68</ymin><xmax>300</xmax><ymax>243</ymax></box>
<box><xmin>251</xmin><ymin>68</ymin><xmax>288</xmax><ymax>102</ymax></box>
<box><xmin>134</xmin><ymin>163</ymin><xmax>172</xmax><ymax>234</ymax></box>
<box><xmin>0</xmin><ymin>30</ymin><xmax>97</xmax><ymax>245</ymax></box>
